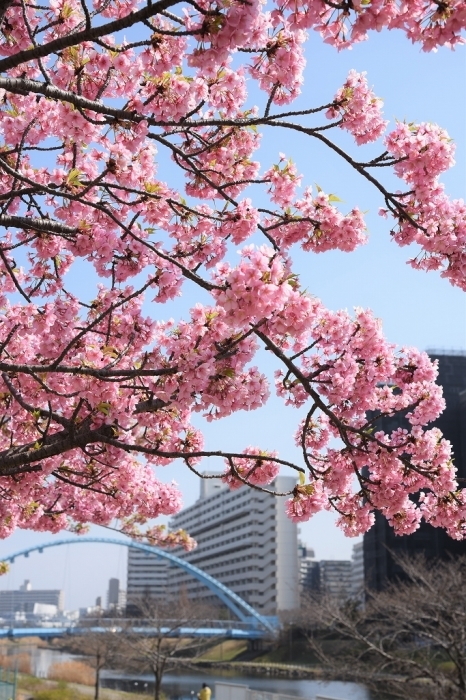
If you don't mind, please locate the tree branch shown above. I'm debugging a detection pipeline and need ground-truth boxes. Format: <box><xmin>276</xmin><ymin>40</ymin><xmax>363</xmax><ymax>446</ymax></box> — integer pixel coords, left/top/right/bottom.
<box><xmin>0</xmin><ymin>0</ymin><xmax>182</xmax><ymax>73</ymax></box>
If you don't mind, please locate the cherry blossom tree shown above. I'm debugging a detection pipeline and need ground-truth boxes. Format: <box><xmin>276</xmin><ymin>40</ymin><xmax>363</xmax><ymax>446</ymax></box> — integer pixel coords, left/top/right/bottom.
<box><xmin>0</xmin><ymin>0</ymin><xmax>465</xmax><ymax>547</ymax></box>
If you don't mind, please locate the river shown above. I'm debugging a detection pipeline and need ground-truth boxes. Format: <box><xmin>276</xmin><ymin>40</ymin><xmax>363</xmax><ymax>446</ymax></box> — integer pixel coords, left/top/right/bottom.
<box><xmin>100</xmin><ymin>669</ymin><xmax>373</xmax><ymax>700</ymax></box>
<box><xmin>2</xmin><ymin>645</ymin><xmax>374</xmax><ymax>699</ymax></box>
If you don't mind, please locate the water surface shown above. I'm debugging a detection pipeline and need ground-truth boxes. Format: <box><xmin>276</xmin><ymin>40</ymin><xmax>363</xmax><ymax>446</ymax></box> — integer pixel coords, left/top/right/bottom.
<box><xmin>101</xmin><ymin>668</ymin><xmax>373</xmax><ymax>700</ymax></box>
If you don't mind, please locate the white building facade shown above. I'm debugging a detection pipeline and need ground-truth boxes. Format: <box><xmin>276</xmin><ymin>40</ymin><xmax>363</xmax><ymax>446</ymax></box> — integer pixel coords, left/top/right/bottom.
<box><xmin>350</xmin><ymin>540</ymin><xmax>365</xmax><ymax>603</ymax></box>
<box><xmin>167</xmin><ymin>475</ymin><xmax>299</xmax><ymax>617</ymax></box>
<box><xmin>126</xmin><ymin>548</ymin><xmax>169</xmax><ymax>603</ymax></box>
<box><xmin>126</xmin><ymin>475</ymin><xmax>299</xmax><ymax>617</ymax></box>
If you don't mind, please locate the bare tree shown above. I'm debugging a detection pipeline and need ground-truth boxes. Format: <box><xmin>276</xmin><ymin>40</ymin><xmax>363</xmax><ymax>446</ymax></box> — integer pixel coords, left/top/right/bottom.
<box><xmin>60</xmin><ymin>629</ymin><xmax>123</xmax><ymax>700</ymax></box>
<box><xmin>299</xmin><ymin>556</ymin><xmax>466</xmax><ymax>700</ymax></box>
<box><xmin>126</xmin><ymin>596</ymin><xmax>214</xmax><ymax>700</ymax></box>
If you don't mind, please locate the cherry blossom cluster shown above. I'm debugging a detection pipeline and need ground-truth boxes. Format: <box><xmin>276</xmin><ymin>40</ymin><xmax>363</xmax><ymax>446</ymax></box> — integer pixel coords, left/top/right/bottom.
<box><xmin>384</xmin><ymin>122</ymin><xmax>466</xmax><ymax>290</ymax></box>
<box><xmin>119</xmin><ymin>519</ymin><xmax>197</xmax><ymax>551</ymax></box>
<box><xmin>264</xmin><ymin>155</ymin><xmax>302</xmax><ymax>208</ymax></box>
<box><xmin>326</xmin><ymin>70</ymin><xmax>388</xmax><ymax>145</ymax></box>
<box><xmin>280</xmin><ymin>328</ymin><xmax>453</xmax><ymax>536</ymax></box>
<box><xmin>283</xmin><ymin>1</ymin><xmax>466</xmax><ymax>51</ymax></box>
<box><xmin>249</xmin><ymin>28</ymin><xmax>307</xmax><ymax>105</ymax></box>
<box><xmin>263</xmin><ymin>185</ymin><xmax>367</xmax><ymax>253</ymax></box>
<box><xmin>223</xmin><ymin>447</ymin><xmax>280</xmax><ymax>489</ymax></box>
<box><xmin>182</xmin><ymin>128</ymin><xmax>261</xmax><ymax>200</ymax></box>
<box><xmin>0</xmin><ymin>450</ymin><xmax>185</xmax><ymax>539</ymax></box>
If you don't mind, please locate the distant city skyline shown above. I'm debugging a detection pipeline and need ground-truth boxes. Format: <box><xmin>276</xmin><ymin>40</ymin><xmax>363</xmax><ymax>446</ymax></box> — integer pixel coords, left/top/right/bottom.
<box><xmin>0</xmin><ymin>528</ymin><xmax>362</xmax><ymax>615</ymax></box>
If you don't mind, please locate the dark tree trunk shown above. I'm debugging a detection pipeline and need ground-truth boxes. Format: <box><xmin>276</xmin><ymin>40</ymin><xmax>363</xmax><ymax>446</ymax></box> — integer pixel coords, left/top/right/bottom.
<box><xmin>154</xmin><ymin>670</ymin><xmax>162</xmax><ymax>700</ymax></box>
<box><xmin>94</xmin><ymin>654</ymin><xmax>101</xmax><ymax>700</ymax></box>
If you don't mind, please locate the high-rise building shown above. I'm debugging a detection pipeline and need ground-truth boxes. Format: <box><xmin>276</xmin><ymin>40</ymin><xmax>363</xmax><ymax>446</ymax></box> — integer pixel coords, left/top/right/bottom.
<box><xmin>459</xmin><ymin>387</ymin><xmax>466</xmax><ymax>481</ymax></box>
<box><xmin>0</xmin><ymin>580</ymin><xmax>64</xmax><ymax>619</ymax></box>
<box><xmin>107</xmin><ymin>578</ymin><xmax>126</xmax><ymax>610</ymax></box>
<box><xmin>364</xmin><ymin>353</ymin><xmax>466</xmax><ymax>591</ymax></box>
<box><xmin>350</xmin><ymin>541</ymin><xmax>364</xmax><ymax>602</ymax></box>
<box><xmin>125</xmin><ymin>473</ymin><xmax>229</xmax><ymax>607</ymax></box>
<box><xmin>319</xmin><ymin>560</ymin><xmax>352</xmax><ymax>598</ymax></box>
<box><xmin>145</xmin><ymin>474</ymin><xmax>300</xmax><ymax>617</ymax></box>
<box><xmin>107</xmin><ymin>578</ymin><xmax>119</xmax><ymax>607</ymax></box>
<box><xmin>298</xmin><ymin>543</ymin><xmax>320</xmax><ymax>595</ymax></box>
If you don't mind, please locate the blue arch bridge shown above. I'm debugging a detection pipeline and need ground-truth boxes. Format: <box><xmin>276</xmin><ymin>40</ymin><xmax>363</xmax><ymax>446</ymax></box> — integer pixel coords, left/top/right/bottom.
<box><xmin>0</xmin><ymin>537</ymin><xmax>278</xmax><ymax>640</ymax></box>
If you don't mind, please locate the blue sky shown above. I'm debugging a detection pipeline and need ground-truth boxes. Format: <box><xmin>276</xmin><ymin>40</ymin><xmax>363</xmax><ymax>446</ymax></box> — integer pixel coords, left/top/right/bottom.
<box><xmin>1</xmin><ymin>26</ymin><xmax>465</xmax><ymax>610</ymax></box>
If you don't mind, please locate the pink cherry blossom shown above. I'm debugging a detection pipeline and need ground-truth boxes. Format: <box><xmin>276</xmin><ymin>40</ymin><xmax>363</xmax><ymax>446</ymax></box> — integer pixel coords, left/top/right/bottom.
<box><xmin>0</xmin><ymin>0</ymin><xmax>464</xmax><ymax>550</ymax></box>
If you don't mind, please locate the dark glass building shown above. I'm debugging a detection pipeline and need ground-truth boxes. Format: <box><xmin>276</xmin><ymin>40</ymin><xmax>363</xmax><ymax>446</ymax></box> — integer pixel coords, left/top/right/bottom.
<box><xmin>363</xmin><ymin>353</ymin><xmax>466</xmax><ymax>591</ymax></box>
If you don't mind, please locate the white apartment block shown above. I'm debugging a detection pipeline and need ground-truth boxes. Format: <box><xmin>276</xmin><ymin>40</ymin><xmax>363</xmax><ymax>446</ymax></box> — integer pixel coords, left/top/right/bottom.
<box><xmin>167</xmin><ymin>474</ymin><xmax>299</xmax><ymax>617</ymax></box>
<box><xmin>350</xmin><ymin>540</ymin><xmax>365</xmax><ymax>603</ymax></box>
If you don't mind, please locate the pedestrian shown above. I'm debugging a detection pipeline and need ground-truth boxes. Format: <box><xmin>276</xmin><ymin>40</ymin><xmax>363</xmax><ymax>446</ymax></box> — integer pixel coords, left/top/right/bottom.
<box><xmin>197</xmin><ymin>682</ymin><xmax>211</xmax><ymax>700</ymax></box>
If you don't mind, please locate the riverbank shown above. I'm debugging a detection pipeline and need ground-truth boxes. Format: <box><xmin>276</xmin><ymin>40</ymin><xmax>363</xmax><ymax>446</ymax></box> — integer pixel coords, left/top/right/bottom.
<box><xmin>181</xmin><ymin>659</ymin><xmax>319</xmax><ymax>679</ymax></box>
<box><xmin>193</xmin><ymin>637</ymin><xmax>319</xmax><ymax>677</ymax></box>
<box><xmin>0</xmin><ymin>638</ymin><xmax>372</xmax><ymax>699</ymax></box>
<box><xmin>17</xmin><ymin>674</ymin><xmax>155</xmax><ymax>700</ymax></box>
<box><xmin>10</xmin><ymin>657</ymin><xmax>372</xmax><ymax>700</ymax></box>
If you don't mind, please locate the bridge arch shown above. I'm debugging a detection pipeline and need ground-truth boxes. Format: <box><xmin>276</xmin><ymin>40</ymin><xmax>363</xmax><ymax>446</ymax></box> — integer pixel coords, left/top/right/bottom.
<box><xmin>2</xmin><ymin>537</ymin><xmax>276</xmax><ymax>634</ymax></box>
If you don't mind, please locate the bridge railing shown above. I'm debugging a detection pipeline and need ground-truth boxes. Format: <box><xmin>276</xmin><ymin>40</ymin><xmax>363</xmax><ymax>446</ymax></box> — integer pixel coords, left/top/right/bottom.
<box><xmin>79</xmin><ymin>617</ymin><xmax>252</xmax><ymax>630</ymax></box>
<box><xmin>1</xmin><ymin>618</ymin><xmax>253</xmax><ymax>631</ymax></box>
<box><xmin>0</xmin><ymin>623</ymin><xmax>268</xmax><ymax>640</ymax></box>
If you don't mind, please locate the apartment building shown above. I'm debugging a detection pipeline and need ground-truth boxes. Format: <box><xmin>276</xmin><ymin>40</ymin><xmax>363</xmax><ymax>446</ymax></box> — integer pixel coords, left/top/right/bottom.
<box><xmin>350</xmin><ymin>541</ymin><xmax>365</xmax><ymax>602</ymax></box>
<box><xmin>127</xmin><ymin>474</ymin><xmax>299</xmax><ymax>617</ymax></box>
<box><xmin>126</xmin><ymin>547</ymin><xmax>169</xmax><ymax>604</ymax></box>
<box><xmin>169</xmin><ymin>474</ymin><xmax>299</xmax><ymax>616</ymax></box>
<box><xmin>298</xmin><ymin>543</ymin><xmax>319</xmax><ymax>595</ymax></box>
<box><xmin>318</xmin><ymin>560</ymin><xmax>352</xmax><ymax>598</ymax></box>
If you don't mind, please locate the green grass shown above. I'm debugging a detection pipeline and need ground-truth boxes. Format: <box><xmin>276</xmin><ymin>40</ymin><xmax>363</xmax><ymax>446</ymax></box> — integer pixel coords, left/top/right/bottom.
<box><xmin>200</xmin><ymin>641</ymin><xmax>248</xmax><ymax>662</ymax></box>
<box><xmin>33</xmin><ymin>681</ymin><xmax>89</xmax><ymax>700</ymax></box>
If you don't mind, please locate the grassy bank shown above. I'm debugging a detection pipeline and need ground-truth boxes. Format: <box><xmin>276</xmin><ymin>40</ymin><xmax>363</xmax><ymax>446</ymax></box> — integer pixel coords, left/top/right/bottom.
<box><xmin>17</xmin><ymin>674</ymin><xmax>153</xmax><ymax>700</ymax></box>
<box><xmin>198</xmin><ymin>635</ymin><xmax>318</xmax><ymax>669</ymax></box>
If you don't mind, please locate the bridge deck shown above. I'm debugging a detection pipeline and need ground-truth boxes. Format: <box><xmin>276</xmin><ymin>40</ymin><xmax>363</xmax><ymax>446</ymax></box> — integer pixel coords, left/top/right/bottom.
<box><xmin>0</xmin><ymin>626</ymin><xmax>267</xmax><ymax>640</ymax></box>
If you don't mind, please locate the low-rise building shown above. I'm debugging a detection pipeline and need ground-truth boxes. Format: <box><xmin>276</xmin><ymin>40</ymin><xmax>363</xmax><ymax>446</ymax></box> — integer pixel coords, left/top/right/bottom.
<box><xmin>0</xmin><ymin>580</ymin><xmax>64</xmax><ymax>619</ymax></box>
